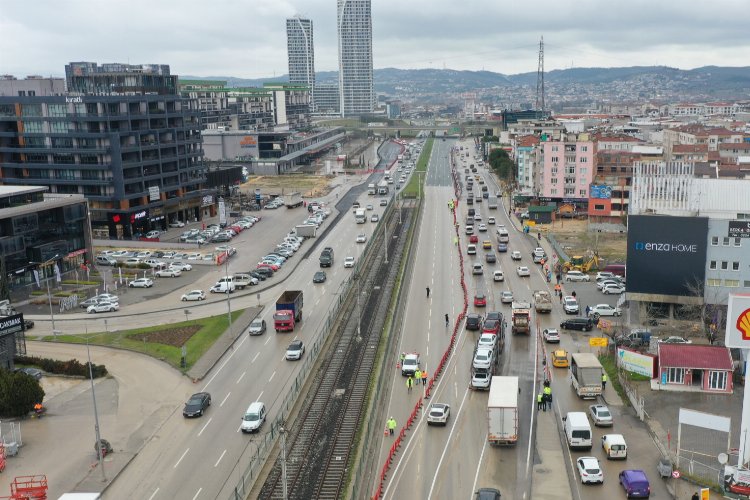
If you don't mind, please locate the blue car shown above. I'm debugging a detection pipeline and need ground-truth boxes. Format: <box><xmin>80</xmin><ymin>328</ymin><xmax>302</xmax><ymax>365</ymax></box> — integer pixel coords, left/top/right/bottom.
<box><xmin>497</xmin><ymin>243</ymin><xmax>508</xmax><ymax>252</ymax></box>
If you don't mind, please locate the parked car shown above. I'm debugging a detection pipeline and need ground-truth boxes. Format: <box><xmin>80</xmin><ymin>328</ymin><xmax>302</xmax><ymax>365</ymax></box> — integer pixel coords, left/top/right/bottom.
<box><xmin>602</xmin><ymin>283</ymin><xmax>625</xmax><ymax>295</ymax></box>
<box><xmin>181</xmin><ymin>290</ymin><xmax>206</xmax><ymax>301</ymax></box>
<box><xmin>563</xmin><ymin>296</ymin><xmax>579</xmax><ymax>314</ymax></box>
<box><xmin>169</xmin><ymin>220</ymin><xmax>185</xmax><ymax>228</ymax></box>
<box><xmin>87</xmin><ymin>301</ymin><xmax>119</xmax><ymax>314</ymax></box>
<box><xmin>560</xmin><ymin>317</ymin><xmax>594</xmax><ymax>331</ymax></box>
<box><xmin>183</xmin><ymin>392</ymin><xmax>211</xmax><ymax>418</ymax></box>
<box><xmin>129</xmin><ymin>278</ymin><xmax>154</xmax><ymax>288</ymax></box>
<box><xmin>155</xmin><ymin>268</ymin><xmax>181</xmax><ymax>278</ymax></box>
<box><xmin>565</xmin><ymin>271</ymin><xmax>590</xmax><ymax>282</ymax></box>
<box><xmin>170</xmin><ymin>262</ymin><xmax>193</xmax><ymax>271</ymax></box>
<box><xmin>589</xmin><ymin>304</ymin><xmax>622</xmax><ymax>318</ymax></box>
<box><xmin>659</xmin><ymin>336</ymin><xmax>691</xmax><ymax>344</ymax></box>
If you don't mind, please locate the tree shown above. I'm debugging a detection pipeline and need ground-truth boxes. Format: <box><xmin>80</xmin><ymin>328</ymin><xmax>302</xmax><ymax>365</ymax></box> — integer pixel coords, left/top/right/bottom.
<box><xmin>488</xmin><ymin>148</ymin><xmax>516</xmax><ymax>182</ymax></box>
<box><xmin>0</xmin><ymin>369</ymin><xmax>45</xmax><ymax>417</ymax></box>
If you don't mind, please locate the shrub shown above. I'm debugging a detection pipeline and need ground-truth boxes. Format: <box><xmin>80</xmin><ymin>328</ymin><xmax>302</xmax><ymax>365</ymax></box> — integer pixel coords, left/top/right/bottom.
<box><xmin>0</xmin><ymin>369</ymin><xmax>45</xmax><ymax>417</ymax></box>
<box><xmin>14</xmin><ymin>355</ymin><xmax>108</xmax><ymax>378</ymax></box>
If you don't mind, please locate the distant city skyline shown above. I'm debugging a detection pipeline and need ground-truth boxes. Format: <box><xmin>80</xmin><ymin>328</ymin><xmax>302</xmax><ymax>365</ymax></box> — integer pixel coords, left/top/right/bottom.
<box><xmin>2</xmin><ymin>0</ymin><xmax>749</xmax><ymax>79</ymax></box>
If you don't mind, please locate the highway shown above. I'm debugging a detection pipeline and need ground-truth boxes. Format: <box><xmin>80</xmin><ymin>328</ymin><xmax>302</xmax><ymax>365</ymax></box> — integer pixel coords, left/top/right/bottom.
<box><xmin>103</xmin><ymin>141</ymin><xmax>412</xmax><ymax>500</ymax></box>
<box><xmin>375</xmin><ymin>138</ymin><xmax>671</xmax><ymax>499</ymax></box>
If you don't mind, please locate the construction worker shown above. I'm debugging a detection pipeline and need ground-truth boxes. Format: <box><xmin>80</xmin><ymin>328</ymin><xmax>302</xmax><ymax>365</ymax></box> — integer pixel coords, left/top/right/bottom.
<box><xmin>387</xmin><ymin>416</ymin><xmax>397</xmax><ymax>436</ymax></box>
<box><xmin>445</xmin><ymin>313</ymin><xmax>449</xmax><ymax>327</ymax></box>
<box><xmin>543</xmin><ymin>384</ymin><xmax>552</xmax><ymax>405</ymax></box>
<box><xmin>400</xmin><ymin>352</ymin><xmax>406</xmax><ymax>365</ymax></box>
<box><xmin>421</xmin><ymin>370</ymin><xmax>427</xmax><ymax>386</ymax></box>
<box><xmin>415</xmin><ymin>368</ymin><xmax>422</xmax><ymax>383</ymax></box>
<box><xmin>602</xmin><ymin>373</ymin><xmax>608</xmax><ymax>390</ymax></box>
<box><xmin>406</xmin><ymin>376</ymin><xmax>413</xmax><ymax>393</ymax></box>
<box><xmin>426</xmin><ymin>287</ymin><xmax>430</xmax><ymax>298</ymax></box>
<box><xmin>537</xmin><ymin>393</ymin><xmax>543</xmax><ymax>411</ymax></box>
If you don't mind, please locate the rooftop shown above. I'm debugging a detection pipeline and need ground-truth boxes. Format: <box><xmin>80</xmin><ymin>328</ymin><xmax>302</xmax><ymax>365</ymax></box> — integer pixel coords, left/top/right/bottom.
<box><xmin>658</xmin><ymin>344</ymin><xmax>733</xmax><ymax>370</ymax></box>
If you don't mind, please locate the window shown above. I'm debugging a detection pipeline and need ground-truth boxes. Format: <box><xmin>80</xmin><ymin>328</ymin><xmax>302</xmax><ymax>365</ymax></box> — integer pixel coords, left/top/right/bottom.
<box><xmin>581</xmin><ymin>145</ymin><xmax>588</xmax><ymax>152</ymax></box>
<box><xmin>551</xmin><ymin>156</ymin><xmax>559</xmax><ymax>163</ymax></box>
<box><xmin>580</xmin><ymin>168</ymin><xmax>587</xmax><ymax>174</ymax></box>
<box><xmin>48</xmin><ymin>104</ymin><xmax>67</xmax><ymax>117</ymax></box>
<box><xmin>551</xmin><ymin>167</ymin><xmax>558</xmax><ymax>175</ymax></box>
<box><xmin>725</xmin><ymin>280</ymin><xmax>740</xmax><ymax>287</ymax></box>
<box><xmin>551</xmin><ymin>178</ymin><xmax>558</xmax><ymax>184</ymax></box>
<box><xmin>738</xmin><ymin>213</ymin><xmax>750</xmax><ymax>220</ymax></box>
<box><xmin>50</xmin><ymin>122</ymin><xmax>69</xmax><ymax>134</ymax></box>
<box><xmin>579</xmin><ymin>157</ymin><xmax>588</xmax><ymax>163</ymax></box>
<box><xmin>579</xmin><ymin>190</ymin><xmax>587</xmax><ymax>197</ymax></box>
<box><xmin>721</xmin><ymin>261</ymin><xmax>728</xmax><ymax>270</ymax></box>
<box><xmin>551</xmin><ymin>189</ymin><xmax>557</xmax><ymax>195</ymax></box>
<box><xmin>734</xmin><ymin>238</ymin><xmax>742</xmax><ymax>247</ymax></box>
<box><xmin>711</xmin><ymin>236</ymin><xmax>719</xmax><ymax>246</ymax></box>
<box><xmin>21</xmin><ymin>104</ymin><xmax>42</xmax><ymax>117</ymax></box>
<box><xmin>709</xmin><ymin>371</ymin><xmax>727</xmax><ymax>391</ymax></box>
<box><xmin>667</xmin><ymin>367</ymin><xmax>684</xmax><ymax>384</ymax></box>
<box><xmin>709</xmin><ymin>261</ymin><xmax>717</xmax><ymax>270</ymax></box>
<box><xmin>706</xmin><ymin>279</ymin><xmax>722</xmax><ymax>286</ymax></box>
<box><xmin>552</xmin><ymin>146</ymin><xmax>558</xmax><ymax>152</ymax></box>
<box><xmin>733</xmin><ymin>262</ymin><xmax>740</xmax><ymax>271</ymax></box>
<box><xmin>723</xmin><ymin>237</ymin><xmax>730</xmax><ymax>246</ymax></box>
<box><xmin>594</xmin><ymin>204</ymin><xmax>605</xmax><ymax>210</ymax></box>
<box><xmin>23</xmin><ymin>121</ymin><xmax>43</xmax><ymax>133</ymax></box>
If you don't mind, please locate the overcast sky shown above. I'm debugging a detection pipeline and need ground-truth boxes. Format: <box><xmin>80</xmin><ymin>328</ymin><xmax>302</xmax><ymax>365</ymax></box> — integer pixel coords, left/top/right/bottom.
<box><xmin>2</xmin><ymin>0</ymin><xmax>749</xmax><ymax>79</ymax></box>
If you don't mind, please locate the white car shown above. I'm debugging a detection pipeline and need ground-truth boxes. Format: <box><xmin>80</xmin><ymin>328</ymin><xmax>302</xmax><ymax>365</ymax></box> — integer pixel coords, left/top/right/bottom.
<box><xmin>511</xmin><ymin>251</ymin><xmax>522</xmax><ymax>261</ymax></box>
<box><xmin>185</xmin><ymin>253</ymin><xmax>202</xmax><ymax>260</ymax></box>
<box><xmin>543</xmin><ymin>328</ymin><xmax>561</xmax><ymax>343</ymax></box>
<box><xmin>576</xmin><ymin>456</ymin><xmax>603</xmax><ymax>484</ymax></box>
<box><xmin>426</xmin><ymin>403</ymin><xmax>451</xmax><ymax>426</ymax></box>
<box><xmin>344</xmin><ymin>256</ymin><xmax>355</xmax><ymax>268</ymax></box>
<box><xmin>169</xmin><ymin>220</ymin><xmax>185</xmax><ymax>228</ymax></box>
<box><xmin>170</xmin><ymin>262</ymin><xmax>193</xmax><ymax>271</ymax></box>
<box><xmin>602</xmin><ymin>283</ymin><xmax>625</xmax><ymax>295</ymax></box>
<box><xmin>145</xmin><ymin>230</ymin><xmax>160</xmax><ymax>239</ymax></box>
<box><xmin>589</xmin><ymin>404</ymin><xmax>614</xmax><ymax>427</ymax></box>
<box><xmin>162</xmin><ymin>251</ymin><xmax>177</xmax><ymax>259</ymax></box>
<box><xmin>500</xmin><ymin>291</ymin><xmax>514</xmax><ymax>303</ymax></box>
<box><xmin>285</xmin><ymin>340</ymin><xmax>305</xmax><ymax>360</ymax></box>
<box><xmin>516</xmin><ymin>266</ymin><xmax>530</xmax><ymax>277</ymax></box>
<box><xmin>155</xmin><ymin>268</ymin><xmax>181</xmax><ymax>278</ymax></box>
<box><xmin>472</xmin><ymin>263</ymin><xmax>484</xmax><ymax>275</ymax></box>
<box><xmin>366</xmin><ymin>204</ymin><xmax>373</xmax><ymax>210</ymax></box>
<box><xmin>472</xmin><ymin>348</ymin><xmax>494</xmax><ymax>370</ymax></box>
<box><xmin>477</xmin><ymin>333</ymin><xmax>497</xmax><ymax>349</ymax></box>
<box><xmin>87</xmin><ymin>301</ymin><xmax>119</xmax><ymax>314</ymax></box>
<box><xmin>478</xmin><ymin>223</ymin><xmax>487</xmax><ymax>232</ymax></box>
<box><xmin>356</xmin><ymin>234</ymin><xmax>367</xmax><ymax>243</ymax></box>
<box><xmin>589</xmin><ymin>304</ymin><xmax>622</xmax><ymax>317</ymax></box>
<box><xmin>473</xmin><ymin>213</ymin><xmax>482</xmax><ymax>221</ymax></box>
<box><xmin>181</xmin><ymin>290</ymin><xmax>206</xmax><ymax>301</ymax></box>
<box><xmin>129</xmin><ymin>277</ymin><xmax>154</xmax><ymax>288</ymax></box>
<box><xmin>598</xmin><ymin>279</ymin><xmax>623</xmax><ymax>290</ymax></box>
<box><xmin>493</xmin><ymin>270</ymin><xmax>504</xmax><ymax>282</ymax></box>
<box><xmin>563</xmin><ymin>296</ymin><xmax>579</xmax><ymax>314</ymax></box>
<box><xmin>487</xmin><ymin>217</ymin><xmax>496</xmax><ymax>225</ymax></box>
<box><xmin>471</xmin><ymin>369</ymin><xmax>492</xmax><ymax>390</ymax></box>
<box><xmin>96</xmin><ymin>293</ymin><xmax>120</xmax><ymax>303</ymax></box>
<box><xmin>565</xmin><ymin>271</ymin><xmax>590</xmax><ymax>282</ymax></box>
<box><xmin>596</xmin><ymin>272</ymin><xmax>618</xmax><ymax>281</ymax></box>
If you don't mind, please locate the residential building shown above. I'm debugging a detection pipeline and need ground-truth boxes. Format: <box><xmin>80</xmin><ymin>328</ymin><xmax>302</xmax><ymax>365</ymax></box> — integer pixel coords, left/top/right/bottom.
<box><xmin>537</xmin><ymin>135</ymin><xmax>594</xmax><ymax>202</ymax></box>
<box><xmin>0</xmin><ymin>75</ymin><xmax>206</xmax><ymax>239</ymax></box>
<box><xmin>263</xmin><ymin>83</ymin><xmax>311</xmax><ymax>130</ymax></box>
<box><xmin>313</xmin><ymin>83</ymin><xmax>340</xmax><ymax>116</ymax></box>
<box><xmin>65</xmin><ymin>61</ymin><xmax>176</xmax><ymax>95</ymax></box>
<box><xmin>286</xmin><ymin>16</ymin><xmax>315</xmax><ymax>111</ymax></box>
<box><xmin>337</xmin><ymin>0</ymin><xmax>374</xmax><ymax>116</ymax></box>
<box><xmin>514</xmin><ymin>135</ymin><xmax>539</xmax><ymax>192</ymax></box>
<box><xmin>663</xmin><ymin>124</ymin><xmax>744</xmax><ymax>159</ymax></box>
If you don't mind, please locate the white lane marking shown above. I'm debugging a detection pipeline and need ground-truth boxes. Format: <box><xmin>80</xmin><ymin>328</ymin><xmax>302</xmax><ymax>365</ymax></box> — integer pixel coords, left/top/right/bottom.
<box><xmin>147</xmin><ymin>488</ymin><xmax>159</xmax><ymax>500</ymax></box>
<box><xmin>174</xmin><ymin>448</ymin><xmax>189</xmax><ymax>469</ymax></box>
<box><xmin>214</xmin><ymin>449</ymin><xmax>227</xmax><ymax>467</ymax></box>
<box><xmin>427</xmin><ymin>382</ymin><xmax>471</xmax><ymax>498</ymax></box>
<box><xmin>264</xmin><ymin>336</ymin><xmax>271</xmax><ymax>346</ymax></box>
<box><xmin>200</xmin><ymin>333</ymin><xmax>248</xmax><ymax>392</ymax></box>
<box><xmin>191</xmin><ymin>488</ymin><xmax>202</xmax><ymax>500</ymax></box>
<box><xmin>268</xmin><ymin>371</ymin><xmax>276</xmax><ymax>383</ymax></box>
<box><xmin>251</xmin><ymin>352</ymin><xmax>260</xmax><ymax>363</ymax></box>
<box><xmin>257</xmin><ymin>391</ymin><xmax>263</xmax><ymax>402</ymax></box>
<box><xmin>237</xmin><ymin>423</ymin><xmax>242</xmax><ymax>433</ymax></box>
<box><xmin>220</xmin><ymin>392</ymin><xmax>231</xmax><ymax>407</ymax></box>
<box><xmin>469</xmin><ymin>439</ymin><xmax>489</xmax><ymax>500</ymax></box>
<box><xmin>197</xmin><ymin>417</ymin><xmax>212</xmax><ymax>437</ymax></box>
<box><xmin>236</xmin><ymin>371</ymin><xmax>246</xmax><ymax>384</ymax></box>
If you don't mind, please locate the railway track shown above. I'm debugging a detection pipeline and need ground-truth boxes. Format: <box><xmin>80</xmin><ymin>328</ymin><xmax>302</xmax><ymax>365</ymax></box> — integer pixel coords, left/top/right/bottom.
<box><xmin>259</xmin><ymin>207</ymin><xmax>411</xmax><ymax>499</ymax></box>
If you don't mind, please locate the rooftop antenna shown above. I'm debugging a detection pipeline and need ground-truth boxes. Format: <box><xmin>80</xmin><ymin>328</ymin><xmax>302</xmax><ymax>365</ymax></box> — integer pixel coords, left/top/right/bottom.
<box><xmin>535</xmin><ymin>36</ymin><xmax>545</xmax><ymax>112</ymax></box>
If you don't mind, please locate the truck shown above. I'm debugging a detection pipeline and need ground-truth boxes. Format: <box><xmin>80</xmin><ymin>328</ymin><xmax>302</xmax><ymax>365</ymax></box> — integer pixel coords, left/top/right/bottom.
<box><xmin>487</xmin><ymin>376</ymin><xmax>519</xmax><ymax>445</ymax></box>
<box><xmin>570</xmin><ymin>352</ymin><xmax>604</xmax><ymax>399</ymax></box>
<box><xmin>355</xmin><ymin>209</ymin><xmax>366</xmax><ymax>224</ymax></box>
<box><xmin>532</xmin><ymin>290</ymin><xmax>552</xmax><ymax>313</ymax></box>
<box><xmin>295</xmin><ymin>224</ymin><xmax>317</xmax><ymax>238</ymax></box>
<box><xmin>401</xmin><ymin>353</ymin><xmax>420</xmax><ymax>377</ymax></box>
<box><xmin>367</xmin><ymin>183</ymin><xmax>377</xmax><ymax>195</ymax></box>
<box><xmin>487</xmin><ymin>195</ymin><xmax>498</xmax><ymax>210</ymax></box>
<box><xmin>274</xmin><ymin>290</ymin><xmax>303</xmax><ymax>332</ymax></box>
<box><xmin>283</xmin><ymin>192</ymin><xmax>303</xmax><ymax>208</ymax></box>
<box><xmin>377</xmin><ymin>180</ymin><xmax>389</xmax><ymax>195</ymax></box>
<box><xmin>319</xmin><ymin>247</ymin><xmax>334</xmax><ymax>267</ymax></box>
<box><xmin>510</xmin><ymin>301</ymin><xmax>531</xmax><ymax>335</ymax></box>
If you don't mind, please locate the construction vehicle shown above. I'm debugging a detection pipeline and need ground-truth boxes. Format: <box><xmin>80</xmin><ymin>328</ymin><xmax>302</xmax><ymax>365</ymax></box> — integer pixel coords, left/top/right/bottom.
<box><xmin>532</xmin><ymin>290</ymin><xmax>552</xmax><ymax>313</ymax></box>
<box><xmin>562</xmin><ymin>253</ymin><xmax>601</xmax><ymax>273</ymax></box>
<box><xmin>511</xmin><ymin>302</ymin><xmax>531</xmax><ymax>335</ymax></box>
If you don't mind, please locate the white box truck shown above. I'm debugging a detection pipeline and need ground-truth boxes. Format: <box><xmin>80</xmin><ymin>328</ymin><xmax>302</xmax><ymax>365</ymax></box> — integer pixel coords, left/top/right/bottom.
<box><xmin>488</xmin><ymin>195</ymin><xmax>498</xmax><ymax>210</ymax></box>
<box><xmin>283</xmin><ymin>192</ymin><xmax>303</xmax><ymax>208</ymax></box>
<box><xmin>355</xmin><ymin>209</ymin><xmax>366</xmax><ymax>224</ymax></box>
<box><xmin>487</xmin><ymin>376</ymin><xmax>519</xmax><ymax>446</ymax></box>
<box><xmin>570</xmin><ymin>352</ymin><xmax>604</xmax><ymax>399</ymax></box>
<box><xmin>295</xmin><ymin>224</ymin><xmax>317</xmax><ymax>238</ymax></box>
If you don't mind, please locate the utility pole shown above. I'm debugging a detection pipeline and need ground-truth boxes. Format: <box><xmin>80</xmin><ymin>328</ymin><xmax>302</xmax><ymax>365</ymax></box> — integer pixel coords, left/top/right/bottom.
<box><xmin>86</xmin><ymin>337</ymin><xmax>106</xmax><ymax>481</ymax></box>
<box><xmin>536</xmin><ymin>36</ymin><xmax>545</xmax><ymax>113</ymax></box>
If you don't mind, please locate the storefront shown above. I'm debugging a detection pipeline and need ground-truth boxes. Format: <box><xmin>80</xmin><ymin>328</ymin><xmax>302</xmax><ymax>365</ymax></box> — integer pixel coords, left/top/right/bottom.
<box><xmin>657</xmin><ymin>344</ymin><xmax>733</xmax><ymax>393</ymax></box>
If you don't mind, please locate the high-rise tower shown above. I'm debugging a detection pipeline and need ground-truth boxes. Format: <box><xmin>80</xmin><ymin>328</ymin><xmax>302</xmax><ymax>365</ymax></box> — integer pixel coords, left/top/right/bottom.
<box><xmin>286</xmin><ymin>16</ymin><xmax>315</xmax><ymax>111</ymax></box>
<box><xmin>337</xmin><ymin>0</ymin><xmax>374</xmax><ymax>116</ymax></box>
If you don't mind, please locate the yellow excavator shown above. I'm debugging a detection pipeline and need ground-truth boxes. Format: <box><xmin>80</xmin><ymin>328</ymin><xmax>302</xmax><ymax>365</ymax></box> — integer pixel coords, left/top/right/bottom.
<box><xmin>562</xmin><ymin>253</ymin><xmax>601</xmax><ymax>273</ymax></box>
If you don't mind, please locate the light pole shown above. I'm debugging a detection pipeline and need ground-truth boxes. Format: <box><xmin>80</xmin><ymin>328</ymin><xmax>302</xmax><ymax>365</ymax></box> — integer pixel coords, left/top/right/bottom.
<box><xmin>86</xmin><ymin>336</ymin><xmax>106</xmax><ymax>481</ymax></box>
<box><xmin>37</xmin><ymin>254</ymin><xmax>60</xmax><ymax>337</ymax></box>
<box><xmin>224</xmin><ymin>251</ymin><xmax>233</xmax><ymax>332</ymax></box>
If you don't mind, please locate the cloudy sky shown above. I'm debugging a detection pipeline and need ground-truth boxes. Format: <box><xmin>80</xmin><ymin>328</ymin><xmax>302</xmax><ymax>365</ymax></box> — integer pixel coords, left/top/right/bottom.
<box><xmin>2</xmin><ymin>0</ymin><xmax>748</xmax><ymax>79</ymax></box>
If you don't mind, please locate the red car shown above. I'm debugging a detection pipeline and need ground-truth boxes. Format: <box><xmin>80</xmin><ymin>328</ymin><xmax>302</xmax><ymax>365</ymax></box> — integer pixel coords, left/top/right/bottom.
<box><xmin>474</xmin><ymin>293</ymin><xmax>487</xmax><ymax>307</ymax></box>
<box><xmin>482</xmin><ymin>319</ymin><xmax>501</xmax><ymax>335</ymax></box>
<box><xmin>469</xmin><ymin>234</ymin><xmax>479</xmax><ymax>244</ymax></box>
<box><xmin>230</xmin><ymin>225</ymin><xmax>243</xmax><ymax>234</ymax></box>
<box><xmin>256</xmin><ymin>263</ymin><xmax>279</xmax><ymax>272</ymax></box>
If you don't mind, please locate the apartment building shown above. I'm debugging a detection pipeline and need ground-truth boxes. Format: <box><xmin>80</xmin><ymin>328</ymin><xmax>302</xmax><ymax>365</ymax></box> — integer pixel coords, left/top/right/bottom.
<box><xmin>537</xmin><ymin>135</ymin><xmax>595</xmax><ymax>202</ymax></box>
<box><xmin>286</xmin><ymin>16</ymin><xmax>315</xmax><ymax>111</ymax></box>
<box><xmin>337</xmin><ymin>0</ymin><xmax>374</xmax><ymax>116</ymax></box>
<box><xmin>514</xmin><ymin>135</ymin><xmax>539</xmax><ymax>192</ymax></box>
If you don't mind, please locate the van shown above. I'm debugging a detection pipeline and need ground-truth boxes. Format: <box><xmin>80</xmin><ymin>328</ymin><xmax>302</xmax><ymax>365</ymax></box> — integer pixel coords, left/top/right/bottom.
<box><xmin>601</xmin><ymin>434</ymin><xmax>628</xmax><ymax>459</ymax></box>
<box><xmin>240</xmin><ymin>401</ymin><xmax>266</xmax><ymax>433</ymax></box>
<box><xmin>618</xmin><ymin>469</ymin><xmax>651</xmax><ymax>498</ymax></box>
<box><xmin>496</xmin><ymin>228</ymin><xmax>509</xmax><ymax>243</ymax></box>
<box><xmin>564</xmin><ymin>411</ymin><xmax>592</xmax><ymax>450</ymax></box>
<box><xmin>603</xmin><ymin>264</ymin><xmax>626</xmax><ymax>279</ymax></box>
<box><xmin>96</xmin><ymin>255</ymin><xmax>117</xmax><ymax>266</ymax></box>
<box><xmin>560</xmin><ymin>317</ymin><xmax>594</xmax><ymax>331</ymax></box>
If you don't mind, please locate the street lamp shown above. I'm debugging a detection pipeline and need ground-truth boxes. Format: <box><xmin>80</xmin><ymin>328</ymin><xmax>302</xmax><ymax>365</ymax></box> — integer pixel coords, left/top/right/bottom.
<box><xmin>34</xmin><ymin>254</ymin><xmax>60</xmax><ymax>337</ymax></box>
<box><xmin>223</xmin><ymin>251</ymin><xmax>233</xmax><ymax>333</ymax></box>
<box><xmin>85</xmin><ymin>334</ymin><xmax>106</xmax><ymax>481</ymax></box>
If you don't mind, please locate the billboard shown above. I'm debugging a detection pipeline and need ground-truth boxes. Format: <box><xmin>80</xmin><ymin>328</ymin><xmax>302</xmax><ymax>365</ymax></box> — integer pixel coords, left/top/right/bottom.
<box><xmin>728</xmin><ymin>220</ymin><xmax>750</xmax><ymax>239</ymax></box>
<box><xmin>590</xmin><ymin>184</ymin><xmax>613</xmax><ymax>199</ymax></box>
<box><xmin>626</xmin><ymin>215</ymin><xmax>708</xmax><ymax>296</ymax></box>
<box><xmin>725</xmin><ymin>293</ymin><xmax>750</xmax><ymax>348</ymax></box>
<box><xmin>616</xmin><ymin>347</ymin><xmax>656</xmax><ymax>378</ymax></box>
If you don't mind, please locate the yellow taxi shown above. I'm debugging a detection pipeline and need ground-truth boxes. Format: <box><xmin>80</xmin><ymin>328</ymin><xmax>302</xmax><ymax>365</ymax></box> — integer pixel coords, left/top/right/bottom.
<box><xmin>482</xmin><ymin>240</ymin><xmax>492</xmax><ymax>250</ymax></box>
<box><xmin>552</xmin><ymin>349</ymin><xmax>569</xmax><ymax>368</ymax></box>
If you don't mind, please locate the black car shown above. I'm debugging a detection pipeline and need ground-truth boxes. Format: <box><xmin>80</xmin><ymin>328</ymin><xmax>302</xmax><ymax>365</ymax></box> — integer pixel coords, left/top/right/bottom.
<box><xmin>475</xmin><ymin>487</ymin><xmax>501</xmax><ymax>500</ymax></box>
<box><xmin>560</xmin><ymin>317</ymin><xmax>594</xmax><ymax>332</ymax></box>
<box><xmin>485</xmin><ymin>253</ymin><xmax>496</xmax><ymax>263</ymax></box>
<box><xmin>248</xmin><ymin>270</ymin><xmax>266</xmax><ymax>281</ymax></box>
<box><xmin>212</xmin><ymin>234</ymin><xmax>231</xmax><ymax>243</ymax></box>
<box><xmin>466</xmin><ymin>313</ymin><xmax>483</xmax><ymax>331</ymax></box>
<box><xmin>483</xmin><ymin>192</ymin><xmax>489</xmax><ymax>199</ymax></box>
<box><xmin>485</xmin><ymin>311</ymin><xmax>503</xmax><ymax>323</ymax></box>
<box><xmin>183</xmin><ymin>392</ymin><xmax>211</xmax><ymax>417</ymax></box>
<box><xmin>254</xmin><ymin>267</ymin><xmax>274</xmax><ymax>279</ymax></box>
<box><xmin>313</xmin><ymin>271</ymin><xmax>327</xmax><ymax>283</ymax></box>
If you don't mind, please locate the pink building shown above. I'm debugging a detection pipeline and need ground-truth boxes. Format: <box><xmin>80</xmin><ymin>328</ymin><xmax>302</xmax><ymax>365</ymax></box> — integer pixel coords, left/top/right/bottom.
<box><xmin>657</xmin><ymin>344</ymin><xmax>733</xmax><ymax>393</ymax></box>
<box><xmin>538</xmin><ymin>139</ymin><xmax>595</xmax><ymax>200</ymax></box>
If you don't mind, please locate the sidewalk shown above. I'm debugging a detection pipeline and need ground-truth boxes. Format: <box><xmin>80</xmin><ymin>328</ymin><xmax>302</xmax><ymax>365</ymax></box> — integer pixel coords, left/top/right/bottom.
<box><xmin>531</xmin><ymin>409</ymin><xmax>574</xmax><ymax>500</ymax></box>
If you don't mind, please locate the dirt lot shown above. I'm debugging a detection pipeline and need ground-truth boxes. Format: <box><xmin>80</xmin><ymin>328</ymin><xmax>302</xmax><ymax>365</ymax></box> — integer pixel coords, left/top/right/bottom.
<box><xmin>545</xmin><ymin>219</ymin><xmax>628</xmax><ymax>265</ymax></box>
<box><xmin>131</xmin><ymin>324</ymin><xmax>202</xmax><ymax>347</ymax></box>
<box><xmin>241</xmin><ymin>174</ymin><xmax>333</xmax><ymax>198</ymax></box>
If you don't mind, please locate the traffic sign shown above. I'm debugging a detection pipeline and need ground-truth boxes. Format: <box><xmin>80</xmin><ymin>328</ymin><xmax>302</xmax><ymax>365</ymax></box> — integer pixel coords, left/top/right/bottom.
<box><xmin>671</xmin><ymin>470</ymin><xmax>680</xmax><ymax>478</ymax></box>
<box><xmin>589</xmin><ymin>337</ymin><xmax>609</xmax><ymax>347</ymax></box>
